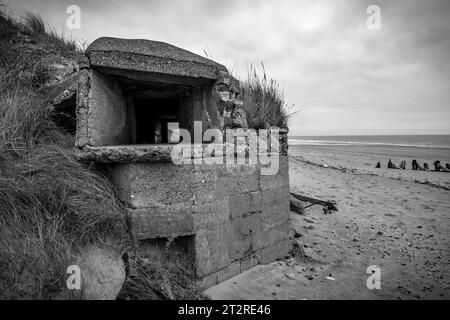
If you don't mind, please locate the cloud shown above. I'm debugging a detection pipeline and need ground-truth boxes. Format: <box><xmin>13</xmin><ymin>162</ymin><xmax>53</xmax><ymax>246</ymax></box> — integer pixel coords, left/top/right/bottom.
<box><xmin>8</xmin><ymin>0</ymin><xmax>450</xmax><ymax>135</ymax></box>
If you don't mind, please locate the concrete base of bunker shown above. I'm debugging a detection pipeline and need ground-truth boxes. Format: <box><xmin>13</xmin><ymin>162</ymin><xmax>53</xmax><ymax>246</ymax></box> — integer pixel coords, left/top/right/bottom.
<box><xmin>103</xmin><ymin>155</ymin><xmax>292</xmax><ymax>289</ymax></box>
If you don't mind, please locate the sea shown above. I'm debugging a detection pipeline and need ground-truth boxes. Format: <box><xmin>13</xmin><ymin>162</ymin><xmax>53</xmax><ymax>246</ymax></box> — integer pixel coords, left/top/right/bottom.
<box><xmin>289</xmin><ymin>135</ymin><xmax>450</xmax><ymax>162</ymax></box>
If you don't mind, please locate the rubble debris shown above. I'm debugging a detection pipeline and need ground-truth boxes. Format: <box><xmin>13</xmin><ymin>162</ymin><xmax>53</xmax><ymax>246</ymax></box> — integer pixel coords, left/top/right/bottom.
<box><xmin>285</xmin><ymin>273</ymin><xmax>296</xmax><ymax>280</ymax></box>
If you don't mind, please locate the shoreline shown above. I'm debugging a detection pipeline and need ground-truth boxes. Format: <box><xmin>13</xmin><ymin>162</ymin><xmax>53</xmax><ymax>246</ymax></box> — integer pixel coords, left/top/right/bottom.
<box><xmin>288</xmin><ymin>144</ymin><xmax>450</xmax><ymax>190</ymax></box>
<box><xmin>290</xmin><ymin>155</ymin><xmax>450</xmax><ymax>191</ymax></box>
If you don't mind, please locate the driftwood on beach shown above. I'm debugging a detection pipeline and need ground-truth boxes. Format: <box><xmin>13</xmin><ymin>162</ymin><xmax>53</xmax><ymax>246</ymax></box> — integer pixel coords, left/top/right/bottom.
<box><xmin>290</xmin><ymin>196</ymin><xmax>305</xmax><ymax>215</ymax></box>
<box><xmin>290</xmin><ymin>192</ymin><xmax>338</xmax><ymax>214</ymax></box>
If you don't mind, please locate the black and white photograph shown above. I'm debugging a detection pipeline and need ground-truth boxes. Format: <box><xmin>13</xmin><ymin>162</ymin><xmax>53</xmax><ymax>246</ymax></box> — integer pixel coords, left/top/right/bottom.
<box><xmin>0</xmin><ymin>0</ymin><xmax>449</xmax><ymax>305</ymax></box>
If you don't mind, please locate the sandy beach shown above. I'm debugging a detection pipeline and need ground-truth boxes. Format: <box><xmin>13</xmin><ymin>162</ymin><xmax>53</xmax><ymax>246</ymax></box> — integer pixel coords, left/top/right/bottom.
<box><xmin>289</xmin><ymin>145</ymin><xmax>450</xmax><ymax>299</ymax></box>
<box><xmin>206</xmin><ymin>144</ymin><xmax>450</xmax><ymax>300</ymax></box>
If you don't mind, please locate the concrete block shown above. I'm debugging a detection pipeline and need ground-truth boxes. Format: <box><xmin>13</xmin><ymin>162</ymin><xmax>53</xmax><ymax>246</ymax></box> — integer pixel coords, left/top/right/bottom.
<box><xmin>110</xmin><ymin>163</ymin><xmax>217</xmax><ymax>208</ymax></box>
<box><xmin>217</xmin><ymin>261</ymin><xmax>241</xmax><ymax>283</ymax></box>
<box><xmin>197</xmin><ymin>273</ymin><xmax>218</xmax><ymax>291</ymax></box>
<box><xmin>240</xmin><ymin>253</ymin><xmax>259</xmax><ymax>272</ymax></box>
<box><xmin>229</xmin><ymin>191</ymin><xmax>261</xmax><ymax>219</ymax></box>
<box><xmin>239</xmin><ymin>213</ymin><xmax>262</xmax><ymax>236</ymax></box>
<box><xmin>251</xmin><ymin>228</ymin><xmax>270</xmax><ymax>251</ymax></box>
<box><xmin>215</xmin><ymin>164</ymin><xmax>259</xmax><ymax>199</ymax></box>
<box><xmin>260</xmin><ymin>244</ymin><xmax>279</xmax><ymax>264</ymax></box>
<box><xmin>195</xmin><ymin>223</ymin><xmax>231</xmax><ymax>277</ymax></box>
<box><xmin>260</xmin><ymin>238</ymin><xmax>292</xmax><ymax>265</ymax></box>
<box><xmin>261</xmin><ymin>185</ymin><xmax>290</xmax><ymax>210</ymax></box>
<box><xmin>277</xmin><ymin>238</ymin><xmax>292</xmax><ymax>260</ymax></box>
<box><xmin>268</xmin><ymin>220</ymin><xmax>291</xmax><ymax>246</ymax></box>
<box><xmin>260</xmin><ymin>155</ymin><xmax>289</xmax><ymax>191</ymax></box>
<box><xmin>230</xmin><ymin>235</ymin><xmax>251</xmax><ymax>261</ymax></box>
<box><xmin>261</xmin><ymin>186</ymin><xmax>290</xmax><ymax>229</ymax></box>
<box><xmin>192</xmin><ymin>199</ymin><xmax>230</xmax><ymax>230</ymax></box>
<box><xmin>262</xmin><ymin>210</ymin><xmax>290</xmax><ymax>230</ymax></box>
<box><xmin>130</xmin><ymin>210</ymin><xmax>194</xmax><ymax>240</ymax></box>
<box><xmin>250</xmin><ymin>191</ymin><xmax>263</xmax><ymax>214</ymax></box>
<box><xmin>229</xmin><ymin>214</ymin><xmax>261</xmax><ymax>261</ymax></box>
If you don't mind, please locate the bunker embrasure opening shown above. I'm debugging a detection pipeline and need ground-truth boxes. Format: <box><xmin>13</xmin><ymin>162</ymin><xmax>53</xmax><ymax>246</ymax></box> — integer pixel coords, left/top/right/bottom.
<box><xmin>134</xmin><ymin>98</ymin><xmax>178</xmax><ymax>144</ymax></box>
<box><xmin>115</xmin><ymin>76</ymin><xmax>186</xmax><ymax>144</ymax></box>
<box><xmin>86</xmin><ymin>67</ymin><xmax>213</xmax><ymax>146</ymax></box>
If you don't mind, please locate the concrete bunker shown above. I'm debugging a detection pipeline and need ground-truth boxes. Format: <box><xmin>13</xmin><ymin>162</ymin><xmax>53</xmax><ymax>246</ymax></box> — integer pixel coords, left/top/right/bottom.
<box><xmin>75</xmin><ymin>37</ymin><xmax>292</xmax><ymax>289</ymax></box>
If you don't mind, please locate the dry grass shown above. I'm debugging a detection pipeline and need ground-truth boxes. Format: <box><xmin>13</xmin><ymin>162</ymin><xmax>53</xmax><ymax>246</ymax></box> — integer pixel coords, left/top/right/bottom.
<box><xmin>119</xmin><ymin>250</ymin><xmax>202</xmax><ymax>300</ymax></box>
<box><xmin>0</xmin><ymin>57</ymin><xmax>127</xmax><ymax>298</ymax></box>
<box><xmin>22</xmin><ymin>13</ymin><xmax>79</xmax><ymax>55</ymax></box>
<box><xmin>0</xmin><ymin>80</ymin><xmax>63</xmax><ymax>153</ymax></box>
<box><xmin>0</xmin><ymin>7</ymin><xmax>81</xmax><ymax>91</ymax></box>
<box><xmin>0</xmin><ymin>146</ymin><xmax>127</xmax><ymax>299</ymax></box>
<box><xmin>240</xmin><ymin>63</ymin><xmax>296</xmax><ymax>130</ymax></box>
<box><xmin>0</xmin><ymin>7</ymin><xmax>129</xmax><ymax>299</ymax></box>
<box><xmin>0</xmin><ymin>4</ymin><xmax>16</xmax><ymax>42</ymax></box>
<box><xmin>22</xmin><ymin>12</ymin><xmax>46</xmax><ymax>34</ymax></box>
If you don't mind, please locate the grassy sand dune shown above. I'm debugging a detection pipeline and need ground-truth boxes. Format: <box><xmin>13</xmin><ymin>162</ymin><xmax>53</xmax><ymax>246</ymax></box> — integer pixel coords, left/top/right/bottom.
<box><xmin>0</xmin><ymin>8</ymin><xmax>129</xmax><ymax>299</ymax></box>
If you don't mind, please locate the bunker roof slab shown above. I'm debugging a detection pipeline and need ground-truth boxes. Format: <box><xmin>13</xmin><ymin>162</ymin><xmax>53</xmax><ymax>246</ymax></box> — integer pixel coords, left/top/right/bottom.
<box><xmin>86</xmin><ymin>37</ymin><xmax>228</xmax><ymax>81</ymax></box>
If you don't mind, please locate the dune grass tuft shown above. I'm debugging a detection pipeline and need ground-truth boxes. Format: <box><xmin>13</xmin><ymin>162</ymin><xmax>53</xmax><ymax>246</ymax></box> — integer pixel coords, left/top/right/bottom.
<box><xmin>240</xmin><ymin>63</ymin><xmax>296</xmax><ymax>130</ymax></box>
<box><xmin>22</xmin><ymin>12</ymin><xmax>46</xmax><ymax>34</ymax></box>
<box><xmin>0</xmin><ymin>6</ymin><xmax>81</xmax><ymax>90</ymax></box>
<box><xmin>21</xmin><ymin>12</ymin><xmax>79</xmax><ymax>53</ymax></box>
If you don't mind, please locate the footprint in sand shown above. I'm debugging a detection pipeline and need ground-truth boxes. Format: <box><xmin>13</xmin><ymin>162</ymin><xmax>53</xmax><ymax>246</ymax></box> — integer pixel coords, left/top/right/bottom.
<box><xmin>385</xmin><ymin>213</ymin><xmax>396</xmax><ymax>218</ymax></box>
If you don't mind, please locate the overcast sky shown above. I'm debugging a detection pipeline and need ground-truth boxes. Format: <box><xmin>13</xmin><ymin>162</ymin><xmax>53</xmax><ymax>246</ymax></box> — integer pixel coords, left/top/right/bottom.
<box><xmin>6</xmin><ymin>0</ymin><xmax>450</xmax><ymax>136</ymax></box>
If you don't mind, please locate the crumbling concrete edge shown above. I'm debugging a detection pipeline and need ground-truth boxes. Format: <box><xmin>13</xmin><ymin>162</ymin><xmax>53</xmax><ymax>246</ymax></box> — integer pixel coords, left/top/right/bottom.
<box><xmin>75</xmin><ymin>59</ymin><xmax>92</xmax><ymax>148</ymax></box>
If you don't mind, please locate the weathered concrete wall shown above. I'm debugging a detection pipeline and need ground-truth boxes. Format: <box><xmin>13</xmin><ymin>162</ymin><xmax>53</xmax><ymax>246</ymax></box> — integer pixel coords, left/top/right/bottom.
<box><xmin>196</xmin><ymin>156</ymin><xmax>291</xmax><ymax>288</ymax></box>
<box><xmin>109</xmin><ymin>154</ymin><xmax>291</xmax><ymax>289</ymax></box>
<box><xmin>214</xmin><ymin>71</ymin><xmax>246</xmax><ymax>130</ymax></box>
<box><xmin>178</xmin><ymin>88</ymin><xmax>203</xmax><ymax>137</ymax></box>
<box><xmin>76</xmin><ymin>69</ymin><xmax>131</xmax><ymax>147</ymax></box>
<box><xmin>176</xmin><ymin>70</ymin><xmax>246</xmax><ymax>139</ymax></box>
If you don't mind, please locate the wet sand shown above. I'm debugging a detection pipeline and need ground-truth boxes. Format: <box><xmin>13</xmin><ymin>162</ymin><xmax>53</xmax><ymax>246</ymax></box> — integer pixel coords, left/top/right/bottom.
<box><xmin>205</xmin><ymin>145</ymin><xmax>450</xmax><ymax>300</ymax></box>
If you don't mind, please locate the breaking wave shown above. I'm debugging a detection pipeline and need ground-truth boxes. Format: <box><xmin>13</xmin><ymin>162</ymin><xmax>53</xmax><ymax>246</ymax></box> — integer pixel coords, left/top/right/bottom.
<box><xmin>288</xmin><ymin>139</ymin><xmax>450</xmax><ymax>149</ymax></box>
